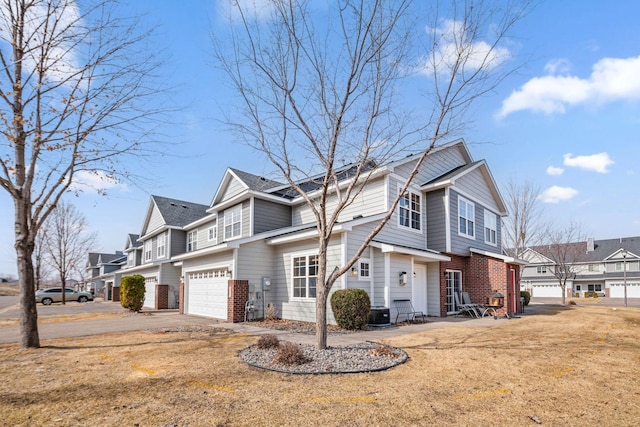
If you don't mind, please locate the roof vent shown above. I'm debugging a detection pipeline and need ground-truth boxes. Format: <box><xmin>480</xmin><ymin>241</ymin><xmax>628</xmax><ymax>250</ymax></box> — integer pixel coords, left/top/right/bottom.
<box><xmin>170</xmin><ymin>202</ymin><xmax>176</xmax><ymax>206</ymax></box>
<box><xmin>182</xmin><ymin>204</ymin><xmax>188</xmax><ymax>208</ymax></box>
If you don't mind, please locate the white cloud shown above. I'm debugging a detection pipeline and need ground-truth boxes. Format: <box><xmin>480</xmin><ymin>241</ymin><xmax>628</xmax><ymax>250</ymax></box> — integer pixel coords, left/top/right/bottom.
<box><xmin>497</xmin><ymin>55</ymin><xmax>640</xmax><ymax>118</ymax></box>
<box><xmin>68</xmin><ymin>171</ymin><xmax>128</xmax><ymax>194</ymax></box>
<box><xmin>546</xmin><ymin>166</ymin><xmax>564</xmax><ymax>176</ymax></box>
<box><xmin>419</xmin><ymin>19</ymin><xmax>511</xmax><ymax>76</ymax></box>
<box><xmin>539</xmin><ymin>186</ymin><xmax>578</xmax><ymax>204</ymax></box>
<box><xmin>563</xmin><ymin>152</ymin><xmax>614</xmax><ymax>173</ymax></box>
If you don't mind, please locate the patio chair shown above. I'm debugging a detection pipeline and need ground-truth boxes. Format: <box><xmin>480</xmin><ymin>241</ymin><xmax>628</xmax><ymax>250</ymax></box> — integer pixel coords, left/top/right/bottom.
<box><xmin>393</xmin><ymin>299</ymin><xmax>426</xmax><ymax>323</ymax></box>
<box><xmin>462</xmin><ymin>292</ymin><xmax>486</xmax><ymax>314</ymax></box>
<box><xmin>454</xmin><ymin>293</ymin><xmax>480</xmax><ymax>318</ymax></box>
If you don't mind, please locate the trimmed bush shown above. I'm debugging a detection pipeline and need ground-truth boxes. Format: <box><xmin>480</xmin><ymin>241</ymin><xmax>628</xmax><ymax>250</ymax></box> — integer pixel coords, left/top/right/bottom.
<box><xmin>256</xmin><ymin>334</ymin><xmax>280</xmax><ymax>349</ymax></box>
<box><xmin>273</xmin><ymin>342</ymin><xmax>308</xmax><ymax>365</ymax></box>
<box><xmin>520</xmin><ymin>290</ymin><xmax>531</xmax><ymax>306</ymax></box>
<box><xmin>120</xmin><ymin>275</ymin><xmax>146</xmax><ymax>312</ymax></box>
<box><xmin>330</xmin><ymin>288</ymin><xmax>371</xmax><ymax>330</ymax></box>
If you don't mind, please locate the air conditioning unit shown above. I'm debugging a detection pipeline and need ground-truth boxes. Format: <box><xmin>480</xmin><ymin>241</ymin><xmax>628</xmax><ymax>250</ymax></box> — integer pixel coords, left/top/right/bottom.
<box><xmin>368</xmin><ymin>307</ymin><xmax>390</xmax><ymax>326</ymax></box>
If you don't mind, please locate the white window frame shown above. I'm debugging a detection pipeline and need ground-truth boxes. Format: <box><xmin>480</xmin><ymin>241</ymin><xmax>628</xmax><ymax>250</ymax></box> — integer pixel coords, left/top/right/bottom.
<box><xmin>127</xmin><ymin>252</ymin><xmax>134</xmax><ymax>267</ymax></box>
<box><xmin>398</xmin><ymin>187</ymin><xmax>422</xmax><ymax>232</ymax></box>
<box><xmin>144</xmin><ymin>240</ymin><xmax>152</xmax><ymax>261</ymax></box>
<box><xmin>484</xmin><ymin>210</ymin><xmax>497</xmax><ymax>246</ymax></box>
<box><xmin>224</xmin><ymin>205</ymin><xmax>242</xmax><ymax>240</ymax></box>
<box><xmin>187</xmin><ymin>230</ymin><xmax>198</xmax><ymax>252</ymax></box>
<box><xmin>207</xmin><ymin>225</ymin><xmax>217</xmax><ymax>244</ymax></box>
<box><xmin>291</xmin><ymin>253</ymin><xmax>318</xmax><ymax>299</ymax></box>
<box><xmin>588</xmin><ymin>263</ymin><xmax>600</xmax><ymax>272</ymax></box>
<box><xmin>537</xmin><ymin>266</ymin><xmax>547</xmax><ymax>274</ymax></box>
<box><xmin>458</xmin><ymin>197</ymin><xmax>475</xmax><ymax>239</ymax></box>
<box><xmin>358</xmin><ymin>258</ymin><xmax>371</xmax><ymax>281</ymax></box>
<box><xmin>157</xmin><ymin>232</ymin><xmax>166</xmax><ymax>259</ymax></box>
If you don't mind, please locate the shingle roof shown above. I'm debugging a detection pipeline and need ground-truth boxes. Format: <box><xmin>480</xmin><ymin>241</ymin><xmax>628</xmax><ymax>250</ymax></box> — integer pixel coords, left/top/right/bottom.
<box><xmin>152</xmin><ymin>195</ymin><xmax>209</xmax><ymax>227</ymax></box>
<box><xmin>530</xmin><ymin>236</ymin><xmax>640</xmax><ymax>263</ymax></box>
<box><xmin>229</xmin><ymin>168</ymin><xmax>284</xmax><ymax>192</ymax></box>
<box><xmin>127</xmin><ymin>234</ymin><xmax>142</xmax><ymax>249</ymax></box>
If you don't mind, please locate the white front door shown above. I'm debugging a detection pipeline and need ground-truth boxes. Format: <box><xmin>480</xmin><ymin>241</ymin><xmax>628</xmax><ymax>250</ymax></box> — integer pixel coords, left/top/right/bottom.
<box><xmin>412</xmin><ymin>265</ymin><xmax>428</xmax><ymax>314</ymax></box>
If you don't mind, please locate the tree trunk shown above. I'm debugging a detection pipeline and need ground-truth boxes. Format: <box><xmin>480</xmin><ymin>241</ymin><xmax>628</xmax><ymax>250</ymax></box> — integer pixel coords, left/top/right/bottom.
<box><xmin>315</xmin><ymin>285</ymin><xmax>328</xmax><ymax>350</ymax></box>
<box><xmin>15</xmin><ymin>199</ymin><xmax>40</xmax><ymax>348</ymax></box>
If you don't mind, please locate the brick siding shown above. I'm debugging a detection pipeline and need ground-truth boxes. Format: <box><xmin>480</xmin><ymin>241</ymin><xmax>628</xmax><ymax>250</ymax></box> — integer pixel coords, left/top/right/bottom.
<box><xmin>227</xmin><ymin>280</ymin><xmax>249</xmax><ymax>323</ymax></box>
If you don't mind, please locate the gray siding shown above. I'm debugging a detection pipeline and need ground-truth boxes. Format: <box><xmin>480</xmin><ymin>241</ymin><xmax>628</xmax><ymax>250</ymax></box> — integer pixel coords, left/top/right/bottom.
<box><xmin>456</xmin><ymin>168</ymin><xmax>500</xmax><ymax>212</ymax></box>
<box><xmin>394</xmin><ymin>146</ymin><xmax>466</xmax><ymax>185</ymax></box>
<box><xmin>236</xmin><ymin>239</ymin><xmax>275</xmax><ymax>319</ymax></box>
<box><xmin>253</xmin><ymin>199</ymin><xmax>291</xmax><ymax>234</ymax></box>
<box><xmin>375</xmin><ymin>176</ymin><xmax>426</xmax><ymax>249</ymax></box>
<box><xmin>449</xmin><ymin>189</ymin><xmax>501</xmax><ymax>255</ymax></box>
<box><xmin>196</xmin><ymin>218</ymin><xmax>218</xmax><ymax>250</ymax></box>
<box><xmin>170</xmin><ymin>229</ymin><xmax>187</xmax><ymax>256</ymax></box>
<box><xmin>146</xmin><ymin>205</ymin><xmax>164</xmax><ymax>234</ymax></box>
<box><xmin>219</xmin><ymin>176</ymin><xmax>246</xmax><ymax>202</ymax></box>
<box><xmin>426</xmin><ymin>189</ymin><xmax>447</xmax><ymax>253</ymax></box>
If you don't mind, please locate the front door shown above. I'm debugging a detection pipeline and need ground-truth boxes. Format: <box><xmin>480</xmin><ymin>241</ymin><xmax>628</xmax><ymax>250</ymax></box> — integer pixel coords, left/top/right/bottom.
<box><xmin>445</xmin><ymin>270</ymin><xmax>462</xmax><ymax>314</ymax></box>
<box><xmin>412</xmin><ymin>265</ymin><xmax>428</xmax><ymax>315</ymax></box>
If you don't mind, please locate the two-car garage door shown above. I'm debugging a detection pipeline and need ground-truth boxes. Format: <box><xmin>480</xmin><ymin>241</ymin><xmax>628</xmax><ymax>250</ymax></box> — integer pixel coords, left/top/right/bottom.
<box><xmin>609</xmin><ymin>282</ymin><xmax>640</xmax><ymax>298</ymax></box>
<box><xmin>531</xmin><ymin>284</ymin><xmax>563</xmax><ymax>298</ymax></box>
<box><xmin>185</xmin><ymin>269</ymin><xmax>228</xmax><ymax>319</ymax></box>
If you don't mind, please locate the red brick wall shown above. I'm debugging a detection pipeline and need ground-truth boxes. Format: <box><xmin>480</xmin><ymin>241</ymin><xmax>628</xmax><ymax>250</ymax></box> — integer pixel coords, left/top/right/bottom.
<box><xmin>439</xmin><ymin>253</ymin><xmax>520</xmax><ymax>317</ymax></box>
<box><xmin>228</xmin><ymin>280</ymin><xmax>249</xmax><ymax>323</ymax></box>
<box><xmin>155</xmin><ymin>284</ymin><xmax>169</xmax><ymax>310</ymax></box>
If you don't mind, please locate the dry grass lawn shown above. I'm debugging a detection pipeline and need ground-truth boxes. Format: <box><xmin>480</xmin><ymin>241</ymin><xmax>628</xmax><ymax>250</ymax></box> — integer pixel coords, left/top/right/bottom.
<box><xmin>1</xmin><ymin>305</ymin><xmax>639</xmax><ymax>426</ymax></box>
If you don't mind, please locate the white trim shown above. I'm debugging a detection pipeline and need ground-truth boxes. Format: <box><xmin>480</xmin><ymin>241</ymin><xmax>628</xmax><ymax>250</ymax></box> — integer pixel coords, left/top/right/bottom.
<box><xmin>445</xmin><ymin>188</ymin><xmax>451</xmax><ymax>253</ymax></box>
<box><xmin>469</xmin><ymin>247</ymin><xmax>527</xmax><ymax>265</ymax></box>
<box><xmin>156</xmin><ymin>232</ymin><xmax>166</xmax><ymax>259</ymax></box>
<box><xmin>186</xmin><ymin>229</ymin><xmax>198</xmax><ymax>252</ymax></box>
<box><xmin>457</xmin><ymin>196</ymin><xmax>475</xmax><ymax>240</ymax></box>
<box><xmin>224</xmin><ymin>204</ymin><xmax>242</xmax><ymax>241</ymax></box>
<box><xmin>396</xmin><ymin>184</ymin><xmax>423</xmax><ymax>234</ymax></box>
<box><xmin>370</xmin><ymin>241</ymin><xmax>451</xmax><ymax>262</ymax></box>
<box><xmin>357</xmin><ymin>258</ymin><xmax>372</xmax><ymax>281</ymax></box>
<box><xmin>291</xmin><ymin>251</ymin><xmax>319</xmax><ymax>300</ymax></box>
<box><xmin>483</xmin><ymin>210</ymin><xmax>498</xmax><ymax>246</ymax></box>
<box><xmin>207</xmin><ymin>225</ymin><xmax>217</xmax><ymax>244</ymax></box>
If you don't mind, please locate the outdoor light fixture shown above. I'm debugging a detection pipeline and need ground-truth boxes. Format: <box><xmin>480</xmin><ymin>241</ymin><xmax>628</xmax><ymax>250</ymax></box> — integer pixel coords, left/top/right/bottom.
<box><xmin>351</xmin><ymin>267</ymin><xmax>357</xmax><ymax>276</ymax></box>
<box><xmin>399</xmin><ymin>271</ymin><xmax>407</xmax><ymax>286</ymax></box>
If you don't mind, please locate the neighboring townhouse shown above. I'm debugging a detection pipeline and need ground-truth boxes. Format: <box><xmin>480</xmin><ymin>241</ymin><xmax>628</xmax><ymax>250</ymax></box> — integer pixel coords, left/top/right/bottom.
<box><xmin>111</xmin><ymin>195</ymin><xmax>209</xmax><ymax>309</ymax></box>
<box><xmin>84</xmin><ymin>251</ymin><xmax>126</xmax><ymax>295</ymax></box>
<box><xmin>173</xmin><ymin>139</ymin><xmax>523</xmax><ymax>323</ymax></box>
<box><xmin>521</xmin><ymin>236</ymin><xmax>640</xmax><ymax>298</ymax></box>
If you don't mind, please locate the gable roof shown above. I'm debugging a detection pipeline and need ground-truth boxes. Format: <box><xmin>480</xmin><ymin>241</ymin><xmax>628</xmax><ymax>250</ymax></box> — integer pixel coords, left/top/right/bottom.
<box><xmin>152</xmin><ymin>195</ymin><xmax>209</xmax><ymax>227</ymax></box>
<box><xmin>420</xmin><ymin>159</ymin><xmax>507</xmax><ymax>215</ymax></box>
<box><xmin>125</xmin><ymin>234</ymin><xmax>142</xmax><ymax>250</ymax></box>
<box><xmin>526</xmin><ymin>236</ymin><xmax>640</xmax><ymax>264</ymax></box>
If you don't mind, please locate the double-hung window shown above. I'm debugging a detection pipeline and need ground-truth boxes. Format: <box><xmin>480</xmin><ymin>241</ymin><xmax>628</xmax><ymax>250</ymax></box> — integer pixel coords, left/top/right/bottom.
<box><xmin>208</xmin><ymin>225</ymin><xmax>217</xmax><ymax>243</ymax></box>
<box><xmin>399</xmin><ymin>190</ymin><xmax>421</xmax><ymax>231</ymax></box>
<box><xmin>292</xmin><ymin>254</ymin><xmax>318</xmax><ymax>298</ymax></box>
<box><xmin>144</xmin><ymin>240</ymin><xmax>152</xmax><ymax>261</ymax></box>
<box><xmin>224</xmin><ymin>205</ymin><xmax>242</xmax><ymax>240</ymax></box>
<box><xmin>458</xmin><ymin>197</ymin><xmax>475</xmax><ymax>238</ymax></box>
<box><xmin>536</xmin><ymin>266</ymin><xmax>547</xmax><ymax>274</ymax></box>
<box><xmin>484</xmin><ymin>210</ymin><xmax>497</xmax><ymax>245</ymax></box>
<box><xmin>187</xmin><ymin>230</ymin><xmax>197</xmax><ymax>252</ymax></box>
<box><xmin>358</xmin><ymin>259</ymin><xmax>371</xmax><ymax>280</ymax></box>
<box><xmin>157</xmin><ymin>233</ymin><xmax>166</xmax><ymax>259</ymax></box>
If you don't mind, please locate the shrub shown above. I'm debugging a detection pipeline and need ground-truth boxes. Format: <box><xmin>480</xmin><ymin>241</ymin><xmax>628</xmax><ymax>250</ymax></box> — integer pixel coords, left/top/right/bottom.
<box><xmin>273</xmin><ymin>342</ymin><xmax>308</xmax><ymax>365</ymax></box>
<box><xmin>120</xmin><ymin>275</ymin><xmax>146</xmax><ymax>312</ymax></box>
<box><xmin>520</xmin><ymin>290</ymin><xmax>531</xmax><ymax>306</ymax></box>
<box><xmin>256</xmin><ymin>334</ymin><xmax>280</xmax><ymax>349</ymax></box>
<box><xmin>330</xmin><ymin>288</ymin><xmax>371</xmax><ymax>330</ymax></box>
<box><xmin>265</xmin><ymin>303</ymin><xmax>279</xmax><ymax>320</ymax></box>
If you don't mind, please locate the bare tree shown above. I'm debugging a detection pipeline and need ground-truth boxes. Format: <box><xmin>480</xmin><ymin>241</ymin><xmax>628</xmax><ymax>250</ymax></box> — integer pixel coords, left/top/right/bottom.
<box><xmin>215</xmin><ymin>0</ymin><xmax>530</xmax><ymax>349</ymax></box>
<box><xmin>0</xmin><ymin>0</ymin><xmax>165</xmax><ymax>347</ymax></box>
<box><xmin>33</xmin><ymin>226</ymin><xmax>51</xmax><ymax>291</ymax></box>
<box><xmin>502</xmin><ymin>178</ymin><xmax>546</xmax><ymax>283</ymax></box>
<box><xmin>536</xmin><ymin>220</ymin><xmax>588</xmax><ymax>305</ymax></box>
<box><xmin>41</xmin><ymin>200</ymin><xmax>97</xmax><ymax>304</ymax></box>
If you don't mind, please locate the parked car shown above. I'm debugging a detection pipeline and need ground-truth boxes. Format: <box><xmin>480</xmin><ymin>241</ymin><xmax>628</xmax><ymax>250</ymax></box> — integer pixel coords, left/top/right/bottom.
<box><xmin>35</xmin><ymin>288</ymin><xmax>94</xmax><ymax>305</ymax></box>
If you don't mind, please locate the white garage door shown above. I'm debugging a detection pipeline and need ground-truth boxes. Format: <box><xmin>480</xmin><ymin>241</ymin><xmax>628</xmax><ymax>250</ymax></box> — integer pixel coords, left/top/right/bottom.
<box><xmin>186</xmin><ymin>270</ymin><xmax>228</xmax><ymax>319</ymax></box>
<box><xmin>143</xmin><ymin>277</ymin><xmax>158</xmax><ymax>308</ymax></box>
<box><xmin>531</xmin><ymin>284</ymin><xmax>562</xmax><ymax>298</ymax></box>
<box><xmin>609</xmin><ymin>283</ymin><xmax>640</xmax><ymax>298</ymax></box>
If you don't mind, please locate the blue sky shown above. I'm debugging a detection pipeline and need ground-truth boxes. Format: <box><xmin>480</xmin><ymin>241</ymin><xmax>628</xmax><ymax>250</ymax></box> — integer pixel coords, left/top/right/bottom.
<box><xmin>2</xmin><ymin>0</ymin><xmax>640</xmax><ymax>277</ymax></box>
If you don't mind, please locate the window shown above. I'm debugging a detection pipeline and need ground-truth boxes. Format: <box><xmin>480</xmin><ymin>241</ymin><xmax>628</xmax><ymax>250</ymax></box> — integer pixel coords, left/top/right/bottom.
<box><xmin>458</xmin><ymin>197</ymin><xmax>475</xmax><ymax>238</ymax></box>
<box><xmin>399</xmin><ymin>190</ymin><xmax>421</xmax><ymax>231</ymax></box>
<box><xmin>536</xmin><ymin>266</ymin><xmax>547</xmax><ymax>274</ymax></box>
<box><xmin>292</xmin><ymin>254</ymin><xmax>318</xmax><ymax>299</ymax></box>
<box><xmin>484</xmin><ymin>210</ymin><xmax>497</xmax><ymax>245</ymax></box>
<box><xmin>615</xmin><ymin>262</ymin><xmax>623</xmax><ymax>271</ymax></box>
<box><xmin>187</xmin><ymin>230</ymin><xmax>197</xmax><ymax>252</ymax></box>
<box><xmin>157</xmin><ymin>233</ymin><xmax>166</xmax><ymax>259</ymax></box>
<box><xmin>144</xmin><ymin>240</ymin><xmax>152</xmax><ymax>261</ymax></box>
<box><xmin>127</xmin><ymin>253</ymin><xmax>134</xmax><ymax>266</ymax></box>
<box><xmin>224</xmin><ymin>205</ymin><xmax>242</xmax><ymax>240</ymax></box>
<box><xmin>588</xmin><ymin>264</ymin><xmax>600</xmax><ymax>272</ymax></box>
<box><xmin>587</xmin><ymin>284</ymin><xmax>602</xmax><ymax>292</ymax></box>
<box><xmin>358</xmin><ymin>259</ymin><xmax>371</xmax><ymax>280</ymax></box>
<box><xmin>208</xmin><ymin>225</ymin><xmax>217</xmax><ymax>243</ymax></box>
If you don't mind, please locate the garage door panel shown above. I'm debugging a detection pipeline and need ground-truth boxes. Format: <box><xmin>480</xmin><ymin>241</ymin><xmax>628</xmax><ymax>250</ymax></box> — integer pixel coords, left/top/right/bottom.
<box><xmin>609</xmin><ymin>283</ymin><xmax>640</xmax><ymax>298</ymax></box>
<box><xmin>531</xmin><ymin>284</ymin><xmax>562</xmax><ymax>298</ymax></box>
<box><xmin>186</xmin><ymin>270</ymin><xmax>228</xmax><ymax>319</ymax></box>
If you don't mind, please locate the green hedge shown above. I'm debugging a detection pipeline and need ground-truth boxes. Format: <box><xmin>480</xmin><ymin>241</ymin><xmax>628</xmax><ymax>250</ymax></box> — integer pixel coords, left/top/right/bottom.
<box><xmin>330</xmin><ymin>288</ymin><xmax>371</xmax><ymax>330</ymax></box>
<box><xmin>120</xmin><ymin>275</ymin><xmax>146</xmax><ymax>312</ymax></box>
